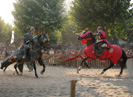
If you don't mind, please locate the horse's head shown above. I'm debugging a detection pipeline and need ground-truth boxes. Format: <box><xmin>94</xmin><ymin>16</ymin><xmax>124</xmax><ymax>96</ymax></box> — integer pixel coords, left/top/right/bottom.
<box><xmin>38</xmin><ymin>33</ymin><xmax>50</xmax><ymax>48</ymax></box>
<box><xmin>78</xmin><ymin>30</ymin><xmax>95</xmax><ymax>44</ymax></box>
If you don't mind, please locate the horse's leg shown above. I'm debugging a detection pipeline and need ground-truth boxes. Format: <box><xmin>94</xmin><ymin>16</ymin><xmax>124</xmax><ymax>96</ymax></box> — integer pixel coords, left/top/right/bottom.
<box><xmin>117</xmin><ymin>50</ymin><xmax>127</xmax><ymax>76</ymax></box>
<box><xmin>118</xmin><ymin>63</ymin><xmax>125</xmax><ymax>76</ymax></box>
<box><xmin>78</xmin><ymin>56</ymin><xmax>90</xmax><ymax>71</ymax></box>
<box><xmin>14</xmin><ymin>63</ymin><xmax>19</xmax><ymax>75</ymax></box>
<box><xmin>38</xmin><ymin>57</ymin><xmax>45</xmax><ymax>74</ymax></box>
<box><xmin>3</xmin><ymin>67</ymin><xmax>7</xmax><ymax>72</ymax></box>
<box><xmin>17</xmin><ymin>62</ymin><xmax>24</xmax><ymax>75</ymax></box>
<box><xmin>101</xmin><ymin>61</ymin><xmax>114</xmax><ymax>74</ymax></box>
<box><xmin>32</xmin><ymin>61</ymin><xmax>38</xmax><ymax>78</ymax></box>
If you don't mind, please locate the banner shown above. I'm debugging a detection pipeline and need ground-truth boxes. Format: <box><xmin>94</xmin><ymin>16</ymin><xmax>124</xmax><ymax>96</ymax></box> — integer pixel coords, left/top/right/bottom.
<box><xmin>10</xmin><ymin>31</ymin><xmax>14</xmax><ymax>44</ymax></box>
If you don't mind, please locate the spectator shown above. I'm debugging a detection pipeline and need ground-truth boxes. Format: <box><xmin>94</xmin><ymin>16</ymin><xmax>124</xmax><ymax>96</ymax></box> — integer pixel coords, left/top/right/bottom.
<box><xmin>49</xmin><ymin>48</ymin><xmax>54</xmax><ymax>65</ymax></box>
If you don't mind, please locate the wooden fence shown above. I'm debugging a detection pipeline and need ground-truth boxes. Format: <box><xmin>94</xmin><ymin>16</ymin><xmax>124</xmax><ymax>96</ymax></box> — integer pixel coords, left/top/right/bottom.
<box><xmin>0</xmin><ymin>54</ymin><xmax>119</xmax><ymax>68</ymax></box>
<box><xmin>0</xmin><ymin>54</ymin><xmax>5</xmax><ymax>60</ymax></box>
<box><xmin>42</xmin><ymin>54</ymin><xmax>120</xmax><ymax>68</ymax></box>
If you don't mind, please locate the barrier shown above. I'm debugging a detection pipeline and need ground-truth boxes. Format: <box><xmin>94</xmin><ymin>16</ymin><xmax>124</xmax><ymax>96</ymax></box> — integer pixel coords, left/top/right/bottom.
<box><xmin>0</xmin><ymin>54</ymin><xmax>5</xmax><ymax>60</ymax></box>
<box><xmin>127</xmin><ymin>58</ymin><xmax>133</xmax><ymax>75</ymax></box>
<box><xmin>42</xmin><ymin>54</ymin><xmax>121</xmax><ymax>68</ymax></box>
<box><xmin>0</xmin><ymin>52</ymin><xmax>120</xmax><ymax>68</ymax></box>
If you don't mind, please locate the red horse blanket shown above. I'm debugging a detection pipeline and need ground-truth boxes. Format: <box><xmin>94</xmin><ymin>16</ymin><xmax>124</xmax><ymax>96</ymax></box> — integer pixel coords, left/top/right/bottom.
<box><xmin>84</xmin><ymin>44</ymin><xmax>122</xmax><ymax>64</ymax></box>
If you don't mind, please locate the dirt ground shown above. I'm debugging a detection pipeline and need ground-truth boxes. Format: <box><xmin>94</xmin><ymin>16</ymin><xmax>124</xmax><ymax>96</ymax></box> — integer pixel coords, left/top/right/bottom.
<box><xmin>0</xmin><ymin>64</ymin><xmax>132</xmax><ymax>97</ymax></box>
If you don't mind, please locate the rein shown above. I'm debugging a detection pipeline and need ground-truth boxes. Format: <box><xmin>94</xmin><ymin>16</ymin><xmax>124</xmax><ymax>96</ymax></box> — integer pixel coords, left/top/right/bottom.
<box><xmin>31</xmin><ymin>48</ymin><xmax>40</xmax><ymax>52</ymax></box>
<box><xmin>32</xmin><ymin>36</ymin><xmax>43</xmax><ymax>51</ymax></box>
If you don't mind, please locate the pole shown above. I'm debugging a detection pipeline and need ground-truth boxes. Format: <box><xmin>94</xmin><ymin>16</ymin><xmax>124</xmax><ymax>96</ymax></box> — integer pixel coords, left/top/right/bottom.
<box><xmin>70</xmin><ymin>80</ymin><xmax>77</xmax><ymax>97</ymax></box>
<box><xmin>77</xmin><ymin>58</ymin><xmax>79</xmax><ymax>73</ymax></box>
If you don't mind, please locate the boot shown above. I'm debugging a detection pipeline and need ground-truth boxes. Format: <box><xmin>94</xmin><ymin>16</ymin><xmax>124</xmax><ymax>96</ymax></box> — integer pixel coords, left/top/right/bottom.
<box><xmin>97</xmin><ymin>46</ymin><xmax>103</xmax><ymax>57</ymax></box>
<box><xmin>93</xmin><ymin>43</ymin><xmax>97</xmax><ymax>53</ymax></box>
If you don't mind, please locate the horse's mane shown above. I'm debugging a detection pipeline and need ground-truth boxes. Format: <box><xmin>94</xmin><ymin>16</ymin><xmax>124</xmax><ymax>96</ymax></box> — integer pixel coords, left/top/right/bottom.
<box><xmin>89</xmin><ymin>32</ymin><xmax>96</xmax><ymax>43</ymax></box>
<box><xmin>32</xmin><ymin>35</ymin><xmax>40</xmax><ymax>43</ymax></box>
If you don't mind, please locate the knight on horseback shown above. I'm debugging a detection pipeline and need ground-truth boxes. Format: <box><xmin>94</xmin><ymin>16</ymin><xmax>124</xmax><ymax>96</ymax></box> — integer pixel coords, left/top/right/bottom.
<box><xmin>22</xmin><ymin>27</ymin><xmax>35</xmax><ymax>59</ymax></box>
<box><xmin>93</xmin><ymin>26</ymin><xmax>110</xmax><ymax>57</ymax></box>
<box><xmin>1</xmin><ymin>30</ymin><xmax>50</xmax><ymax>77</ymax></box>
<box><xmin>78</xmin><ymin>29</ymin><xmax>128</xmax><ymax>76</ymax></box>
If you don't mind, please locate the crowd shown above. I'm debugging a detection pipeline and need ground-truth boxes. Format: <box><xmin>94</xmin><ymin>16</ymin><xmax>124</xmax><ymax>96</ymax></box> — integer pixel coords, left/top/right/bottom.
<box><xmin>124</xmin><ymin>49</ymin><xmax>133</xmax><ymax>56</ymax></box>
<box><xmin>42</xmin><ymin>48</ymin><xmax>83</xmax><ymax>67</ymax></box>
<box><xmin>42</xmin><ymin>48</ymin><xmax>133</xmax><ymax>67</ymax></box>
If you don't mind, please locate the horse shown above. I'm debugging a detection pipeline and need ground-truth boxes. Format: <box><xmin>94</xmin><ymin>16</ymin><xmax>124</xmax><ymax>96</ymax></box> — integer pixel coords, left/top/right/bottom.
<box><xmin>78</xmin><ymin>30</ymin><xmax>128</xmax><ymax>76</ymax></box>
<box><xmin>1</xmin><ymin>33</ymin><xmax>50</xmax><ymax>78</ymax></box>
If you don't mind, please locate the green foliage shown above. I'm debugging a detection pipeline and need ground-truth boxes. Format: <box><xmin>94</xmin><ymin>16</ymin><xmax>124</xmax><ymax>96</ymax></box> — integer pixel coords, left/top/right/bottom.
<box><xmin>0</xmin><ymin>17</ymin><xmax>12</xmax><ymax>43</ymax></box>
<box><xmin>59</xmin><ymin>16</ymin><xmax>79</xmax><ymax>46</ymax></box>
<box><xmin>12</xmin><ymin>0</ymin><xmax>65</xmax><ymax>37</ymax></box>
<box><xmin>123</xmin><ymin>7</ymin><xmax>133</xmax><ymax>42</ymax></box>
<box><xmin>71</xmin><ymin>0</ymin><xmax>130</xmax><ymax>29</ymax></box>
<box><xmin>70</xmin><ymin>0</ymin><xmax>132</xmax><ymax>43</ymax></box>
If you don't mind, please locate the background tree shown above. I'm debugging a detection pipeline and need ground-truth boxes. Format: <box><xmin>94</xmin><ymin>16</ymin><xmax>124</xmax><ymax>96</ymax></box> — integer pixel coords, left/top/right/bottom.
<box><xmin>12</xmin><ymin>0</ymin><xmax>65</xmax><ymax>43</ymax></box>
<box><xmin>70</xmin><ymin>0</ymin><xmax>132</xmax><ymax>44</ymax></box>
<box><xmin>122</xmin><ymin>7</ymin><xmax>133</xmax><ymax>48</ymax></box>
<box><xmin>0</xmin><ymin>17</ymin><xmax>14</xmax><ymax>51</ymax></box>
<box><xmin>59</xmin><ymin>15</ymin><xmax>81</xmax><ymax>49</ymax></box>
<box><xmin>0</xmin><ymin>17</ymin><xmax>12</xmax><ymax>43</ymax></box>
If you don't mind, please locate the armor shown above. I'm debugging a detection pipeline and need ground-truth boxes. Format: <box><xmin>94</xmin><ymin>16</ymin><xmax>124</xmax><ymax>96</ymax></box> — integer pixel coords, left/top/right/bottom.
<box><xmin>23</xmin><ymin>32</ymin><xmax>34</xmax><ymax>59</ymax></box>
<box><xmin>93</xmin><ymin>27</ymin><xmax>110</xmax><ymax>57</ymax></box>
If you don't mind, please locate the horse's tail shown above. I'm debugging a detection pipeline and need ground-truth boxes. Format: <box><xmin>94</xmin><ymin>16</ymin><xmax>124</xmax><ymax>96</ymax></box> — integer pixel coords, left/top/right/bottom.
<box><xmin>121</xmin><ymin>50</ymin><xmax>127</xmax><ymax>68</ymax></box>
<box><xmin>1</xmin><ymin>56</ymin><xmax>12</xmax><ymax>69</ymax></box>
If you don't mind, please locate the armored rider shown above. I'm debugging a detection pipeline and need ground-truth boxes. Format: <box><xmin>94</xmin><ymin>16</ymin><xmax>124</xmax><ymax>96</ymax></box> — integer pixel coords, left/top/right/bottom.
<box><xmin>22</xmin><ymin>27</ymin><xmax>35</xmax><ymax>59</ymax></box>
<box><xmin>93</xmin><ymin>26</ymin><xmax>110</xmax><ymax>56</ymax></box>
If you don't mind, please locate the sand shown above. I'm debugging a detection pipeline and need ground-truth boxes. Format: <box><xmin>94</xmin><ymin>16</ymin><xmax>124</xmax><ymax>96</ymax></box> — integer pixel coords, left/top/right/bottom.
<box><xmin>0</xmin><ymin>64</ymin><xmax>132</xmax><ymax>97</ymax></box>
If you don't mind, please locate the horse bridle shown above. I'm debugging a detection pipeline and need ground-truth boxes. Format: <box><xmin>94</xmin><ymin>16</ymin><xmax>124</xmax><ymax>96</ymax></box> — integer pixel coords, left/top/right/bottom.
<box><xmin>31</xmin><ymin>34</ymin><xmax>49</xmax><ymax>52</ymax></box>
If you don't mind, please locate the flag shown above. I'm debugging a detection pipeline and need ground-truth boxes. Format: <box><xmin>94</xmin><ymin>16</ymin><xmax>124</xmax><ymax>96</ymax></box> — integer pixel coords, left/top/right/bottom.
<box><xmin>10</xmin><ymin>31</ymin><xmax>14</xmax><ymax>44</ymax></box>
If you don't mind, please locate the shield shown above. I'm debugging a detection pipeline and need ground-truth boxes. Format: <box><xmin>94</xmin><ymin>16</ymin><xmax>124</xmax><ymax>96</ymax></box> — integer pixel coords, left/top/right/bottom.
<box><xmin>127</xmin><ymin>59</ymin><xmax>133</xmax><ymax>75</ymax></box>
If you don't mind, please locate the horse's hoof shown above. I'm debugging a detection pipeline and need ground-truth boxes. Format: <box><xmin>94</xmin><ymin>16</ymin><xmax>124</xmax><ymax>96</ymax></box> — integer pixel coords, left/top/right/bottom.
<box><xmin>78</xmin><ymin>66</ymin><xmax>82</xmax><ymax>71</ymax></box>
<box><xmin>40</xmin><ymin>71</ymin><xmax>44</xmax><ymax>75</ymax></box>
<box><xmin>40</xmin><ymin>70</ymin><xmax>45</xmax><ymax>74</ymax></box>
<box><xmin>100</xmin><ymin>71</ymin><xmax>104</xmax><ymax>75</ymax></box>
<box><xmin>115</xmin><ymin>74</ymin><xmax>121</xmax><ymax>77</ymax></box>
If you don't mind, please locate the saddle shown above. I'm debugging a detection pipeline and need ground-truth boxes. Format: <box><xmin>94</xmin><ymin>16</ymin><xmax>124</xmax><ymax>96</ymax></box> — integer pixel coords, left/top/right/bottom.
<box><xmin>93</xmin><ymin>40</ymin><xmax>110</xmax><ymax>57</ymax></box>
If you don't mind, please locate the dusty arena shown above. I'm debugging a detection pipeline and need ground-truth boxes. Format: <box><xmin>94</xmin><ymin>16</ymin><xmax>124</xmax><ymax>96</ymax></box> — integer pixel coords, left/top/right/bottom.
<box><xmin>0</xmin><ymin>64</ymin><xmax>132</xmax><ymax>97</ymax></box>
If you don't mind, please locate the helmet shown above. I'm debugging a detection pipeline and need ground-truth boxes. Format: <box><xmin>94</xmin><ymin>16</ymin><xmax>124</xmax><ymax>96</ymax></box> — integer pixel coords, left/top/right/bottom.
<box><xmin>97</xmin><ymin>26</ymin><xmax>103</xmax><ymax>31</ymax></box>
<box><xmin>30</xmin><ymin>27</ymin><xmax>35</xmax><ymax>31</ymax></box>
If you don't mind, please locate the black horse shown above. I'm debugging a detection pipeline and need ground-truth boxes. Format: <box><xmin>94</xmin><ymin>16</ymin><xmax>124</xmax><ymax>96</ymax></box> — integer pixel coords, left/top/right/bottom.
<box><xmin>78</xmin><ymin>30</ymin><xmax>128</xmax><ymax>76</ymax></box>
<box><xmin>1</xmin><ymin>33</ymin><xmax>50</xmax><ymax>77</ymax></box>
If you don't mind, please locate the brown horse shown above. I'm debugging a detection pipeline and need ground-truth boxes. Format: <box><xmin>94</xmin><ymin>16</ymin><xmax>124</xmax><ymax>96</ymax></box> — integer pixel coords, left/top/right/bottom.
<box><xmin>78</xmin><ymin>30</ymin><xmax>128</xmax><ymax>76</ymax></box>
<box><xmin>1</xmin><ymin>34</ymin><xmax>50</xmax><ymax>77</ymax></box>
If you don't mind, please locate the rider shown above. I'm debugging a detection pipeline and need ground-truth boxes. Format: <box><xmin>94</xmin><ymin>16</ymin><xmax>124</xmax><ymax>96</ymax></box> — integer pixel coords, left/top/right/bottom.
<box><xmin>22</xmin><ymin>27</ymin><xmax>35</xmax><ymax>59</ymax></box>
<box><xmin>93</xmin><ymin>26</ymin><xmax>110</xmax><ymax>56</ymax></box>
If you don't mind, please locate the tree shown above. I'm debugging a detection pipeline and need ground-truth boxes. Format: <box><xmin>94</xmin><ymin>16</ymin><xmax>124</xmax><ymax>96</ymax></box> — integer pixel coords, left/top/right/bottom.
<box><xmin>58</xmin><ymin>15</ymin><xmax>82</xmax><ymax>49</ymax></box>
<box><xmin>0</xmin><ymin>17</ymin><xmax>12</xmax><ymax>43</ymax></box>
<box><xmin>0</xmin><ymin>17</ymin><xmax>14</xmax><ymax>51</ymax></box>
<box><xmin>122</xmin><ymin>7</ymin><xmax>133</xmax><ymax>47</ymax></box>
<box><xmin>70</xmin><ymin>0</ymin><xmax>132</xmax><ymax>43</ymax></box>
<box><xmin>12</xmin><ymin>0</ymin><xmax>65</xmax><ymax>37</ymax></box>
